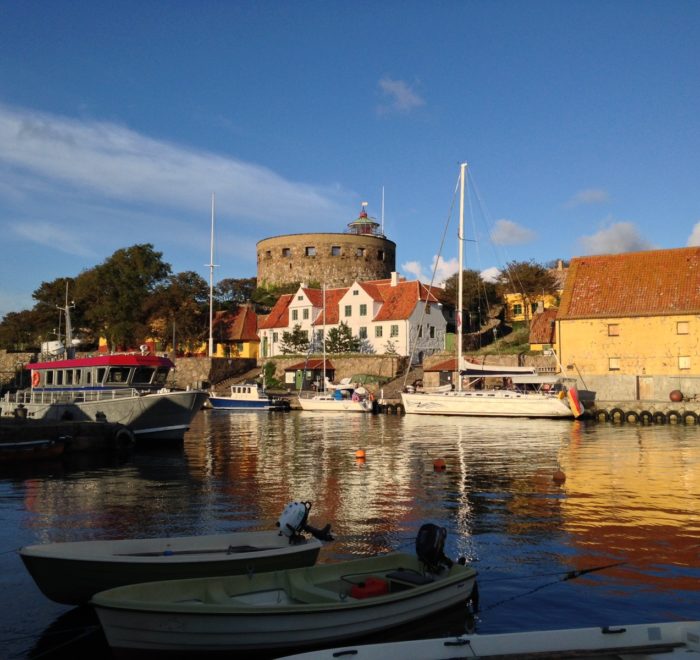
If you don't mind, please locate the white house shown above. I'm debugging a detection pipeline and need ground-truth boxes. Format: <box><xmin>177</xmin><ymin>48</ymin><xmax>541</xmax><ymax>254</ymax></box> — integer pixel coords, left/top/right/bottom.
<box><xmin>258</xmin><ymin>273</ymin><xmax>450</xmax><ymax>361</ymax></box>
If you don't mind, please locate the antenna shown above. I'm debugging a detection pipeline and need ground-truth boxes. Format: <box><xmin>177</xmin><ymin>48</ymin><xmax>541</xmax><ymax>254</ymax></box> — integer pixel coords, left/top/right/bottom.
<box><xmin>381</xmin><ymin>186</ymin><xmax>385</xmax><ymax>235</ymax></box>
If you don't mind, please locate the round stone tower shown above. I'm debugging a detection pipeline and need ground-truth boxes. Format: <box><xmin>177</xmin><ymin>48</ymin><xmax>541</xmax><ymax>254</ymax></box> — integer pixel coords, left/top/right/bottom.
<box><xmin>256</xmin><ymin>205</ymin><xmax>396</xmax><ymax>289</ymax></box>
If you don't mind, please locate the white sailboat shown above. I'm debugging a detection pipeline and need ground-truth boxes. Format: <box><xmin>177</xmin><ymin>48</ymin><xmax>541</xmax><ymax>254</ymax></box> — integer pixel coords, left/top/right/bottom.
<box><xmin>401</xmin><ymin>163</ymin><xmax>582</xmax><ymax>419</ymax></box>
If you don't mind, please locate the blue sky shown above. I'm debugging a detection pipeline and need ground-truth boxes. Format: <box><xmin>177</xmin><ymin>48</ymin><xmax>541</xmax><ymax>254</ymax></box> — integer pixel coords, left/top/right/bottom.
<box><xmin>2</xmin><ymin>1</ymin><xmax>700</xmax><ymax>317</ymax></box>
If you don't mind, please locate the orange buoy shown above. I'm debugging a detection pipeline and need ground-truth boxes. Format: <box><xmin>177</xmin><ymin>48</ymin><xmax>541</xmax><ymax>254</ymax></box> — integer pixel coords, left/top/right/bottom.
<box><xmin>355</xmin><ymin>449</ymin><xmax>366</xmax><ymax>459</ymax></box>
<box><xmin>552</xmin><ymin>469</ymin><xmax>566</xmax><ymax>483</ymax></box>
<box><xmin>433</xmin><ymin>458</ymin><xmax>447</xmax><ymax>471</ymax></box>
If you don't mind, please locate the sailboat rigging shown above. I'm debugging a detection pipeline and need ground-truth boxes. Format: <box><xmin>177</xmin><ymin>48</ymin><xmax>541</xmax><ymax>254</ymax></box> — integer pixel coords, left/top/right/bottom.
<box><xmin>400</xmin><ymin>163</ymin><xmax>583</xmax><ymax>419</ymax></box>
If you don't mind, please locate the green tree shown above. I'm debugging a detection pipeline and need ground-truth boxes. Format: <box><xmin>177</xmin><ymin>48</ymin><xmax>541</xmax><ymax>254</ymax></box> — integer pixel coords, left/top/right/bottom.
<box><xmin>443</xmin><ymin>269</ymin><xmax>499</xmax><ymax>331</ymax></box>
<box><xmin>497</xmin><ymin>260</ymin><xmax>558</xmax><ymax>321</ymax></box>
<box><xmin>325</xmin><ymin>322</ymin><xmax>360</xmax><ymax>353</ymax></box>
<box><xmin>75</xmin><ymin>244</ymin><xmax>171</xmax><ymax>350</ymax></box>
<box><xmin>144</xmin><ymin>271</ymin><xmax>209</xmax><ymax>351</ymax></box>
<box><xmin>0</xmin><ymin>309</ymin><xmax>41</xmax><ymax>350</ymax></box>
<box><xmin>216</xmin><ymin>277</ymin><xmax>257</xmax><ymax>310</ymax></box>
<box><xmin>279</xmin><ymin>324</ymin><xmax>309</xmax><ymax>354</ymax></box>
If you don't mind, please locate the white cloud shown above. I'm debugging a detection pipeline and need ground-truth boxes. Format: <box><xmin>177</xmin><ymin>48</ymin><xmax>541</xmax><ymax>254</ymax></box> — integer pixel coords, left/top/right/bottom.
<box><xmin>565</xmin><ymin>188</ymin><xmax>610</xmax><ymax>207</ymax></box>
<box><xmin>579</xmin><ymin>221</ymin><xmax>653</xmax><ymax>255</ymax></box>
<box><xmin>11</xmin><ymin>221</ymin><xmax>98</xmax><ymax>258</ymax></box>
<box><xmin>480</xmin><ymin>266</ymin><xmax>501</xmax><ymax>283</ymax></box>
<box><xmin>377</xmin><ymin>77</ymin><xmax>425</xmax><ymax>115</ymax></box>
<box><xmin>0</xmin><ymin>103</ymin><xmax>348</xmax><ymax>225</ymax></box>
<box><xmin>687</xmin><ymin>222</ymin><xmax>700</xmax><ymax>246</ymax></box>
<box><xmin>490</xmin><ymin>218</ymin><xmax>536</xmax><ymax>246</ymax></box>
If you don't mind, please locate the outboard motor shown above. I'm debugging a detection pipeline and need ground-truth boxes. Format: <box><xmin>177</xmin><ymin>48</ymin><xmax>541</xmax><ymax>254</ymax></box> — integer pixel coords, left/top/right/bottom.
<box><xmin>277</xmin><ymin>501</ymin><xmax>333</xmax><ymax>544</ymax></box>
<box><xmin>416</xmin><ymin>523</ymin><xmax>453</xmax><ymax>572</ymax></box>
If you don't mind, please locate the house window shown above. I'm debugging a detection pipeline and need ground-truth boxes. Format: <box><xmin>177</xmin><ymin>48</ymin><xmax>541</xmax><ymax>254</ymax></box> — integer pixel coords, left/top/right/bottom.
<box><xmin>316</xmin><ymin>329</ymin><xmax>324</xmax><ymax>341</ymax></box>
<box><xmin>353</xmin><ymin>290</ymin><xmax>359</xmax><ymax>295</ymax></box>
<box><xmin>297</xmin><ymin>295</ymin><xmax>303</xmax><ymax>300</ymax></box>
<box><xmin>305</xmin><ymin>246</ymin><xmax>316</xmax><ymax>256</ymax></box>
<box><xmin>608</xmin><ymin>357</ymin><xmax>621</xmax><ymax>371</ymax></box>
<box><xmin>344</xmin><ymin>305</ymin><xmax>351</xmax><ymax>317</ymax></box>
<box><xmin>531</xmin><ymin>302</ymin><xmax>538</xmax><ymax>314</ymax></box>
<box><xmin>513</xmin><ymin>304</ymin><xmax>523</xmax><ymax>316</ymax></box>
<box><xmin>359</xmin><ymin>304</ymin><xmax>367</xmax><ymax>316</ymax></box>
<box><xmin>375</xmin><ymin>326</ymin><xmax>383</xmax><ymax>338</ymax></box>
<box><xmin>390</xmin><ymin>324</ymin><xmax>399</xmax><ymax>337</ymax></box>
<box><xmin>282</xmin><ymin>248</ymin><xmax>291</xmax><ymax>257</ymax></box>
<box><xmin>429</xmin><ymin>325</ymin><xmax>435</xmax><ymax>339</ymax></box>
<box><xmin>426</xmin><ymin>305</ymin><xmax>430</xmax><ymax>314</ymax></box>
<box><xmin>272</xmin><ymin>332</ymin><xmax>278</xmax><ymax>343</ymax></box>
<box><xmin>677</xmin><ymin>321</ymin><xmax>689</xmax><ymax>335</ymax></box>
<box><xmin>378</xmin><ymin>250</ymin><xmax>385</xmax><ymax>261</ymax></box>
<box><xmin>679</xmin><ymin>356</ymin><xmax>691</xmax><ymax>370</ymax></box>
<box><xmin>359</xmin><ymin>327</ymin><xmax>367</xmax><ymax>339</ymax></box>
<box><xmin>418</xmin><ymin>326</ymin><xmax>423</xmax><ymax>338</ymax></box>
<box><xmin>303</xmin><ymin>309</ymin><xmax>309</xmax><ymax>320</ymax></box>
<box><xmin>331</xmin><ymin>246</ymin><xmax>341</xmax><ymax>256</ymax></box>
<box><xmin>292</xmin><ymin>310</ymin><xmax>298</xmax><ymax>321</ymax></box>
<box><xmin>356</xmin><ymin>247</ymin><xmax>365</xmax><ymax>257</ymax></box>
<box><xmin>608</xmin><ymin>324</ymin><xmax>620</xmax><ymax>336</ymax></box>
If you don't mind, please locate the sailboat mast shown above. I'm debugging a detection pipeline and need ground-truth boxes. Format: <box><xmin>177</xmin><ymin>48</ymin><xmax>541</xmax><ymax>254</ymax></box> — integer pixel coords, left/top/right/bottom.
<box><xmin>208</xmin><ymin>193</ymin><xmax>215</xmax><ymax>358</ymax></box>
<box><xmin>457</xmin><ymin>163</ymin><xmax>467</xmax><ymax>392</ymax></box>
<box><xmin>322</xmin><ymin>283</ymin><xmax>326</xmax><ymax>391</ymax></box>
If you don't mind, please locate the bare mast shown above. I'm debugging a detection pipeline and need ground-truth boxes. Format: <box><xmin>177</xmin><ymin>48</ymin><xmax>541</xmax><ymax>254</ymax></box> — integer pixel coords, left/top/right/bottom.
<box><xmin>208</xmin><ymin>193</ymin><xmax>216</xmax><ymax>357</ymax></box>
<box><xmin>457</xmin><ymin>163</ymin><xmax>467</xmax><ymax>392</ymax></box>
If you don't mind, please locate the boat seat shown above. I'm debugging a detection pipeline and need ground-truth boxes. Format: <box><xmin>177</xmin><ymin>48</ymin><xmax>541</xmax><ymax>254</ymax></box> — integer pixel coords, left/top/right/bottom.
<box><xmin>287</xmin><ymin>574</ymin><xmax>343</xmax><ymax>604</ymax></box>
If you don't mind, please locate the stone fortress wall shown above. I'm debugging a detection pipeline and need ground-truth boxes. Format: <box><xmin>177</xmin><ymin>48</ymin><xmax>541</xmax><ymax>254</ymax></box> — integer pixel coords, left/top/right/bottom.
<box><xmin>257</xmin><ymin>232</ymin><xmax>396</xmax><ymax>288</ymax></box>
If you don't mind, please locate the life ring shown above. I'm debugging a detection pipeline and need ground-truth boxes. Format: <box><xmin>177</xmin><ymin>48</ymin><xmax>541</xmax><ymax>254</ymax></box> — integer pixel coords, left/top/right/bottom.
<box><xmin>31</xmin><ymin>371</ymin><xmax>40</xmax><ymax>387</ymax></box>
<box><xmin>682</xmin><ymin>411</ymin><xmax>697</xmax><ymax>425</ymax></box>
<box><xmin>667</xmin><ymin>410</ymin><xmax>681</xmax><ymax>424</ymax></box>
<box><xmin>609</xmin><ymin>408</ymin><xmax>625</xmax><ymax>423</ymax></box>
<box><xmin>652</xmin><ymin>411</ymin><xmax>667</xmax><ymax>425</ymax></box>
<box><xmin>639</xmin><ymin>410</ymin><xmax>653</xmax><ymax>425</ymax></box>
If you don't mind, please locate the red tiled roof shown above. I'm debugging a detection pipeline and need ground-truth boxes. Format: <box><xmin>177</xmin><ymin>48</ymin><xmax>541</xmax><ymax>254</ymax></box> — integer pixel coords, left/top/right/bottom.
<box><xmin>258</xmin><ymin>294</ymin><xmax>293</xmax><ymax>329</ymax></box>
<box><xmin>558</xmin><ymin>247</ymin><xmax>700</xmax><ymax>319</ymax></box>
<box><xmin>311</xmin><ymin>288</ymin><xmax>347</xmax><ymax>325</ymax></box>
<box><xmin>529</xmin><ymin>309</ymin><xmax>557</xmax><ymax>344</ymax></box>
<box><xmin>212</xmin><ymin>306</ymin><xmax>259</xmax><ymax>342</ymax></box>
<box><xmin>425</xmin><ymin>358</ymin><xmax>457</xmax><ymax>372</ymax></box>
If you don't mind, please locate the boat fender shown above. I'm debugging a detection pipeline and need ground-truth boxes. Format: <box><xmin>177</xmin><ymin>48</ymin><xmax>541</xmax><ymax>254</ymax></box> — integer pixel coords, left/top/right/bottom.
<box><xmin>625</xmin><ymin>411</ymin><xmax>639</xmax><ymax>424</ymax></box>
<box><xmin>31</xmin><ymin>371</ymin><xmax>40</xmax><ymax>387</ymax></box>
<box><xmin>667</xmin><ymin>410</ymin><xmax>681</xmax><ymax>424</ymax></box>
<box><xmin>682</xmin><ymin>411</ymin><xmax>697</xmax><ymax>425</ymax></box>
<box><xmin>652</xmin><ymin>411</ymin><xmax>667</xmax><ymax>425</ymax></box>
<box><xmin>639</xmin><ymin>410</ymin><xmax>653</xmax><ymax>425</ymax></box>
<box><xmin>609</xmin><ymin>408</ymin><xmax>625</xmax><ymax>423</ymax></box>
<box><xmin>114</xmin><ymin>427</ymin><xmax>135</xmax><ymax>447</ymax></box>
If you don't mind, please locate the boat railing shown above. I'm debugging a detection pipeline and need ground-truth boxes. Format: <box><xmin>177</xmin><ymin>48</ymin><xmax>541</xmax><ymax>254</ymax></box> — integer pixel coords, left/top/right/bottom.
<box><xmin>4</xmin><ymin>388</ymin><xmax>143</xmax><ymax>405</ymax></box>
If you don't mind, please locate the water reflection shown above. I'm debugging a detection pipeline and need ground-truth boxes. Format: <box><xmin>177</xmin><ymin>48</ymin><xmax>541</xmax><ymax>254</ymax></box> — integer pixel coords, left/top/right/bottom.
<box><xmin>1</xmin><ymin>411</ymin><xmax>698</xmax><ymax>657</ymax></box>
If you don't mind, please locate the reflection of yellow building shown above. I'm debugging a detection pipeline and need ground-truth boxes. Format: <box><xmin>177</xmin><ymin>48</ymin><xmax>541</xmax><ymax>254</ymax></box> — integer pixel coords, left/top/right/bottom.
<box><xmin>557</xmin><ymin>248</ymin><xmax>700</xmax><ymax>377</ymax></box>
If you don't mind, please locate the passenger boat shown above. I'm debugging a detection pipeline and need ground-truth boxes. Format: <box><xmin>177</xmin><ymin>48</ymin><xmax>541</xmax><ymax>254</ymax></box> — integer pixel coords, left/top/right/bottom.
<box><xmin>0</xmin><ymin>353</ymin><xmax>208</xmax><ymax>441</ymax></box>
<box><xmin>92</xmin><ymin>524</ymin><xmax>476</xmax><ymax>655</ymax></box>
<box><xmin>208</xmin><ymin>383</ymin><xmax>289</xmax><ymax>411</ymax></box>
<box><xmin>281</xmin><ymin>620</ymin><xmax>700</xmax><ymax>659</ymax></box>
<box><xmin>21</xmin><ymin>501</ymin><xmax>330</xmax><ymax>605</ymax></box>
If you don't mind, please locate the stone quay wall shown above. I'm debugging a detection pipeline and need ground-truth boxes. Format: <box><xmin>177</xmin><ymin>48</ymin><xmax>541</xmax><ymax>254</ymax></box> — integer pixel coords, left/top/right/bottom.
<box><xmin>257</xmin><ymin>232</ymin><xmax>396</xmax><ymax>289</ymax></box>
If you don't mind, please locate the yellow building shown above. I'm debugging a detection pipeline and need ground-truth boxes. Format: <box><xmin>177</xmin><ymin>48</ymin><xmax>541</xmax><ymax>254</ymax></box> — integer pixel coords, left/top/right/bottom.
<box><xmin>556</xmin><ymin>248</ymin><xmax>700</xmax><ymax>395</ymax></box>
<box><xmin>504</xmin><ymin>260</ymin><xmax>567</xmax><ymax>323</ymax></box>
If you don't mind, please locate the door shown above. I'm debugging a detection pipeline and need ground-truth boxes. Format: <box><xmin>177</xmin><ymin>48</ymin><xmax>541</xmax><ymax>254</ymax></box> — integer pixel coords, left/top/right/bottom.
<box><xmin>637</xmin><ymin>376</ymin><xmax>654</xmax><ymax>401</ymax></box>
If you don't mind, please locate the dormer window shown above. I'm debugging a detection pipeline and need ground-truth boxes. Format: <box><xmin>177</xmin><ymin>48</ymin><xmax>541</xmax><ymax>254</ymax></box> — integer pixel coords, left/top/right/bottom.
<box><xmin>353</xmin><ymin>290</ymin><xmax>359</xmax><ymax>296</ymax></box>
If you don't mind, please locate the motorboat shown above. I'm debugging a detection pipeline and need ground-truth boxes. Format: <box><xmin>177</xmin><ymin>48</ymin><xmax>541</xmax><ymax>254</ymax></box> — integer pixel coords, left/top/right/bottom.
<box><xmin>21</xmin><ymin>501</ymin><xmax>331</xmax><ymax>605</ymax></box>
<box><xmin>92</xmin><ymin>524</ymin><xmax>477</xmax><ymax>655</ymax></box>
<box><xmin>208</xmin><ymin>383</ymin><xmax>289</xmax><ymax>411</ymax></box>
<box><xmin>280</xmin><ymin>620</ymin><xmax>700</xmax><ymax>659</ymax></box>
<box><xmin>298</xmin><ymin>384</ymin><xmax>373</xmax><ymax>413</ymax></box>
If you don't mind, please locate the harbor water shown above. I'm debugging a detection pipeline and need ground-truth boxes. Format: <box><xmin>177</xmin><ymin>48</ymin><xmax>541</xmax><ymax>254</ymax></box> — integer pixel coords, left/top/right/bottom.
<box><xmin>1</xmin><ymin>411</ymin><xmax>698</xmax><ymax>658</ymax></box>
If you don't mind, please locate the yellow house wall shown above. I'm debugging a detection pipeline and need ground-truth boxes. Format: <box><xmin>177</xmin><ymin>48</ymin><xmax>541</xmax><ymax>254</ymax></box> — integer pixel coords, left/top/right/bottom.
<box><xmin>505</xmin><ymin>292</ymin><xmax>559</xmax><ymax>322</ymax></box>
<box><xmin>557</xmin><ymin>314</ymin><xmax>700</xmax><ymax>376</ymax></box>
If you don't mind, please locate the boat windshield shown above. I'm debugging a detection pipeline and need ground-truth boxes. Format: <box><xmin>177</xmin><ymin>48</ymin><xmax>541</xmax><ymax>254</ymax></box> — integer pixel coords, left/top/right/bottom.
<box><xmin>106</xmin><ymin>367</ymin><xmax>131</xmax><ymax>384</ymax></box>
<box><xmin>132</xmin><ymin>367</ymin><xmax>156</xmax><ymax>385</ymax></box>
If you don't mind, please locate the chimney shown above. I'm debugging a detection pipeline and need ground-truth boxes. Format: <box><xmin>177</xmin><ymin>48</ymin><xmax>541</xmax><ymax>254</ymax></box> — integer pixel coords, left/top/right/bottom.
<box><xmin>391</xmin><ymin>271</ymin><xmax>399</xmax><ymax>286</ymax></box>
<box><xmin>556</xmin><ymin>259</ymin><xmax>563</xmax><ymax>270</ymax></box>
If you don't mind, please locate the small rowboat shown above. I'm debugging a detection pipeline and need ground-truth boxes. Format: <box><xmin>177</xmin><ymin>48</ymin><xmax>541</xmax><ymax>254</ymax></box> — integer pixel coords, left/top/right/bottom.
<box><xmin>21</xmin><ymin>501</ymin><xmax>330</xmax><ymax>605</ymax></box>
<box><xmin>280</xmin><ymin>620</ymin><xmax>700</xmax><ymax>659</ymax></box>
<box><xmin>92</xmin><ymin>551</ymin><xmax>477</xmax><ymax>655</ymax></box>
